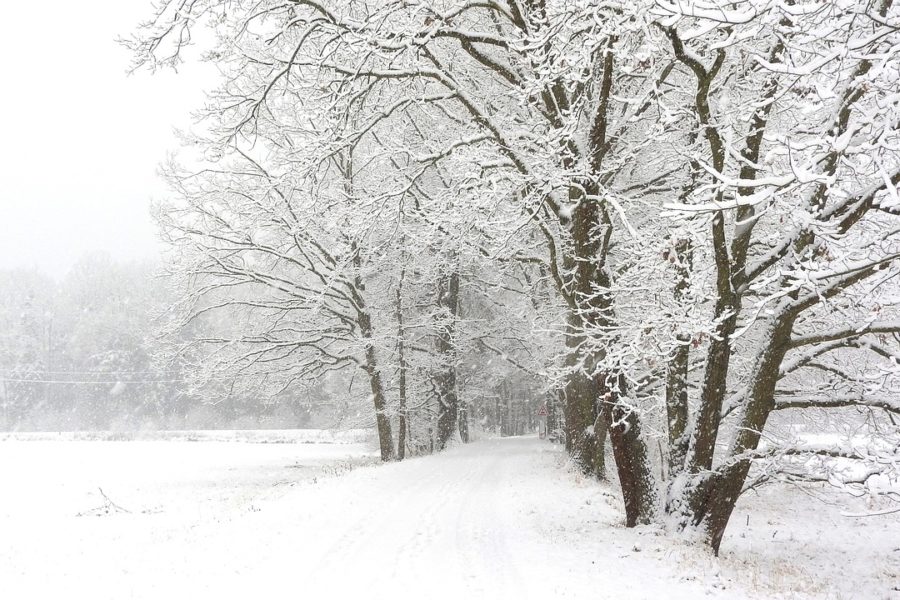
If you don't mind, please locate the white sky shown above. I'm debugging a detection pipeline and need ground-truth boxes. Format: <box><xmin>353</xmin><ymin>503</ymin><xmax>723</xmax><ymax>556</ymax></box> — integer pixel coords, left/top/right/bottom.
<box><xmin>0</xmin><ymin>2</ymin><xmax>216</xmax><ymax>278</ymax></box>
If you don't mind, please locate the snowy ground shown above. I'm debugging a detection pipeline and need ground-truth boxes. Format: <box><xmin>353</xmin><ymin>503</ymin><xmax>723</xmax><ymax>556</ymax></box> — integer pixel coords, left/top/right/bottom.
<box><xmin>0</xmin><ymin>434</ymin><xmax>897</xmax><ymax>599</ymax></box>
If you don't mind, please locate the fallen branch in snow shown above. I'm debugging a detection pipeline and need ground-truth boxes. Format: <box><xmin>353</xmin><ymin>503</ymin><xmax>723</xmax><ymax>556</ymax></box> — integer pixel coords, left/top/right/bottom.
<box><xmin>76</xmin><ymin>488</ymin><xmax>132</xmax><ymax>517</ymax></box>
<box><xmin>840</xmin><ymin>506</ymin><xmax>900</xmax><ymax>518</ymax></box>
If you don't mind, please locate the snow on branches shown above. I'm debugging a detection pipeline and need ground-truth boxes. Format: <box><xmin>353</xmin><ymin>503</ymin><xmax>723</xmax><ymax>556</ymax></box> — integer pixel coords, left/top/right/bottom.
<box><xmin>131</xmin><ymin>0</ymin><xmax>900</xmax><ymax>552</ymax></box>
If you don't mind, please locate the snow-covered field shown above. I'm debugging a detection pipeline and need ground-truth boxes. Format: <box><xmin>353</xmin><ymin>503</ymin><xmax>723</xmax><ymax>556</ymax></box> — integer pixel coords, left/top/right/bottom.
<box><xmin>0</xmin><ymin>434</ymin><xmax>897</xmax><ymax>599</ymax></box>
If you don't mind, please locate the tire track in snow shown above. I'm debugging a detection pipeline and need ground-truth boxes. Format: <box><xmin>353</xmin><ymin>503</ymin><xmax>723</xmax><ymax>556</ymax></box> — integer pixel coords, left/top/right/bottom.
<box><xmin>452</xmin><ymin>439</ymin><xmax>528</xmax><ymax>600</ymax></box>
<box><xmin>303</xmin><ymin>438</ymin><xmax>531</xmax><ymax>597</ymax></box>
<box><xmin>304</xmin><ymin>453</ymin><xmax>469</xmax><ymax>593</ymax></box>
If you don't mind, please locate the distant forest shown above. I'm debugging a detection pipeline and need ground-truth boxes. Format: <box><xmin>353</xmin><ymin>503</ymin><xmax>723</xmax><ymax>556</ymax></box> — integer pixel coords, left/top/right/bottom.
<box><xmin>0</xmin><ymin>255</ymin><xmax>543</xmax><ymax>437</ymax></box>
<box><xmin>0</xmin><ymin>256</ymin><xmax>320</xmax><ymax>431</ymax></box>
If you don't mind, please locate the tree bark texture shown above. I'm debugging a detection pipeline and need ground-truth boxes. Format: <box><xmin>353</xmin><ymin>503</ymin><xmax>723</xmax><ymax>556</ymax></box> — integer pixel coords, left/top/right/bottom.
<box><xmin>435</xmin><ymin>269</ymin><xmax>460</xmax><ymax>450</ymax></box>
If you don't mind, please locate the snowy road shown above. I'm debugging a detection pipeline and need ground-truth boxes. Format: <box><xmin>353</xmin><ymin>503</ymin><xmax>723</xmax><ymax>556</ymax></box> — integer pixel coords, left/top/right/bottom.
<box><xmin>301</xmin><ymin>437</ymin><xmax>539</xmax><ymax>597</ymax></box>
<box><xmin>2</xmin><ymin>435</ymin><xmax>894</xmax><ymax>599</ymax></box>
<box><xmin>158</xmin><ymin>435</ymin><xmax>706</xmax><ymax>600</ymax></box>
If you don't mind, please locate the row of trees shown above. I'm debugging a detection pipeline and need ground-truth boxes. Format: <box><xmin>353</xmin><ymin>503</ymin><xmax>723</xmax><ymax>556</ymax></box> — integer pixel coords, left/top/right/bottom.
<box><xmin>0</xmin><ymin>254</ymin><xmax>545</xmax><ymax>438</ymax></box>
<box><xmin>131</xmin><ymin>0</ymin><xmax>900</xmax><ymax>552</ymax></box>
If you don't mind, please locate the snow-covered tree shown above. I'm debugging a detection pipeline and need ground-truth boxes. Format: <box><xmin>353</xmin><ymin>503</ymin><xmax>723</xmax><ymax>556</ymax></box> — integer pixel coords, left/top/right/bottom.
<box><xmin>130</xmin><ymin>0</ymin><xmax>900</xmax><ymax>552</ymax></box>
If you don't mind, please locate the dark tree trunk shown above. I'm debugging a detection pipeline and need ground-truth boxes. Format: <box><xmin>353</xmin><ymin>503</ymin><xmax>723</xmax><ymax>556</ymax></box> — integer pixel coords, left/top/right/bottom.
<box><xmin>563</xmin><ymin>367</ymin><xmax>604</xmax><ymax>478</ymax></box>
<box><xmin>665</xmin><ymin>238</ymin><xmax>692</xmax><ymax>477</ymax></box>
<box><xmin>458</xmin><ymin>403</ymin><xmax>469</xmax><ymax>443</ymax></box>
<box><xmin>547</xmin><ymin>391</ymin><xmax>561</xmax><ymax>442</ymax></box>
<box><xmin>600</xmin><ymin>374</ymin><xmax>657</xmax><ymax>525</ymax></box>
<box><xmin>686</xmin><ymin>306</ymin><xmax>736</xmax><ymax>474</ymax></box>
<box><xmin>339</xmin><ymin>145</ymin><xmax>393</xmax><ymax>461</ymax></box>
<box><xmin>699</xmin><ymin>313</ymin><xmax>794</xmax><ymax>553</ymax></box>
<box><xmin>665</xmin><ymin>340</ymin><xmax>690</xmax><ymax>476</ymax></box>
<box><xmin>359</xmin><ymin>310</ymin><xmax>394</xmax><ymax>462</ymax></box>
<box><xmin>435</xmin><ymin>269</ymin><xmax>460</xmax><ymax>450</ymax></box>
<box><xmin>395</xmin><ymin>269</ymin><xmax>407</xmax><ymax>460</ymax></box>
<box><xmin>560</xmin><ymin>176</ymin><xmax>613</xmax><ymax>478</ymax></box>
<box><xmin>397</xmin><ymin>344</ymin><xmax>407</xmax><ymax>459</ymax></box>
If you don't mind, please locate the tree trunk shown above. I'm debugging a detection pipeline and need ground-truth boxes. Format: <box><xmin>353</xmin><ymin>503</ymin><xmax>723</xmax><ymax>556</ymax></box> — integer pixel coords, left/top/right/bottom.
<box><xmin>342</xmin><ymin>153</ymin><xmax>394</xmax><ymax>461</ymax></box>
<box><xmin>560</xmin><ymin>178</ymin><xmax>613</xmax><ymax>478</ymax></box>
<box><xmin>665</xmin><ymin>238</ymin><xmax>692</xmax><ymax>476</ymax></box>
<box><xmin>665</xmin><ymin>340</ymin><xmax>690</xmax><ymax>476</ymax></box>
<box><xmin>435</xmin><ymin>269</ymin><xmax>460</xmax><ymax>450</ymax></box>
<box><xmin>547</xmin><ymin>391</ymin><xmax>561</xmax><ymax>442</ymax></box>
<box><xmin>600</xmin><ymin>374</ymin><xmax>658</xmax><ymax>525</ymax></box>
<box><xmin>563</xmin><ymin>368</ymin><xmax>604</xmax><ymax>478</ymax></box>
<box><xmin>699</xmin><ymin>313</ymin><xmax>794</xmax><ymax>553</ymax></box>
<box><xmin>669</xmin><ymin>312</ymin><xmax>794</xmax><ymax>552</ymax></box>
<box><xmin>686</xmin><ymin>307</ymin><xmax>737</xmax><ymax>474</ymax></box>
<box><xmin>458</xmin><ymin>402</ymin><xmax>469</xmax><ymax>443</ymax></box>
<box><xmin>396</xmin><ymin>269</ymin><xmax>407</xmax><ymax>460</ymax></box>
<box><xmin>359</xmin><ymin>310</ymin><xmax>394</xmax><ymax>461</ymax></box>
